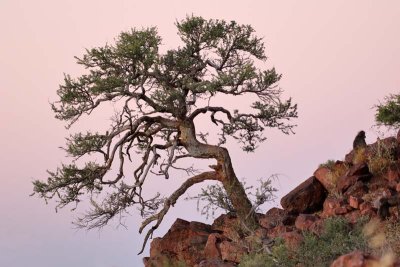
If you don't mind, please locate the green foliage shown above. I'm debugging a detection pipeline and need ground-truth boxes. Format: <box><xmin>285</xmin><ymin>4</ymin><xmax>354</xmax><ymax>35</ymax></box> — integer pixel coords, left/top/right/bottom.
<box><xmin>367</xmin><ymin>140</ymin><xmax>397</xmax><ymax>176</ymax></box>
<box><xmin>186</xmin><ymin>176</ymin><xmax>277</xmax><ymax>219</ymax></box>
<box><xmin>318</xmin><ymin>159</ymin><xmax>336</xmax><ymax>169</ymax></box>
<box><xmin>240</xmin><ymin>217</ymin><xmax>369</xmax><ymax>267</ymax></box>
<box><xmin>33</xmin><ymin>16</ymin><xmax>298</xmax><ymax>252</ymax></box>
<box><xmin>375</xmin><ymin>94</ymin><xmax>400</xmax><ymax>128</ymax></box>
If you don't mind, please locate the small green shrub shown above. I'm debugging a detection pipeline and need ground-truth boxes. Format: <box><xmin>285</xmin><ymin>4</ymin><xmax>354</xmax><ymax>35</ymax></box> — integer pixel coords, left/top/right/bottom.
<box><xmin>319</xmin><ymin>159</ymin><xmax>336</xmax><ymax>169</ymax></box>
<box><xmin>240</xmin><ymin>217</ymin><xmax>369</xmax><ymax>267</ymax></box>
<box><xmin>186</xmin><ymin>176</ymin><xmax>277</xmax><ymax>219</ymax></box>
<box><xmin>368</xmin><ymin>140</ymin><xmax>396</xmax><ymax>176</ymax></box>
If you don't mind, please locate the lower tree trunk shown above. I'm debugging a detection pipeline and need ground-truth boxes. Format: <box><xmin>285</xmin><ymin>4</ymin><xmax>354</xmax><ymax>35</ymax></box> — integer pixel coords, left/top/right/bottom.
<box><xmin>179</xmin><ymin>120</ymin><xmax>258</xmax><ymax>228</ymax></box>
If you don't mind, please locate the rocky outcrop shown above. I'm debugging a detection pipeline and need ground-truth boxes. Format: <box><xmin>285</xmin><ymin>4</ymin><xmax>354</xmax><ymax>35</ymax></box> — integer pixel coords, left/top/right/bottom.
<box><xmin>280</xmin><ymin>176</ymin><xmax>327</xmax><ymax>214</ymax></box>
<box><xmin>144</xmin><ymin>135</ymin><xmax>400</xmax><ymax>266</ymax></box>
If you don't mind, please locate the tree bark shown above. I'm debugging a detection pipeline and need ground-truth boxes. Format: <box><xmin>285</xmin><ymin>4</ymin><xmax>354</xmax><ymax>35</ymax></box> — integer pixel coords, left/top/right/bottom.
<box><xmin>179</xmin><ymin>120</ymin><xmax>257</xmax><ymax>227</ymax></box>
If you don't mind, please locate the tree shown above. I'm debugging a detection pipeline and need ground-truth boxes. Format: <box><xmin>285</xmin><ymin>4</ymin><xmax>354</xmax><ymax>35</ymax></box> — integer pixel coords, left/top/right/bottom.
<box><xmin>375</xmin><ymin>93</ymin><xmax>400</xmax><ymax>129</ymax></box>
<box><xmin>32</xmin><ymin>16</ymin><xmax>297</xmax><ymax>254</ymax></box>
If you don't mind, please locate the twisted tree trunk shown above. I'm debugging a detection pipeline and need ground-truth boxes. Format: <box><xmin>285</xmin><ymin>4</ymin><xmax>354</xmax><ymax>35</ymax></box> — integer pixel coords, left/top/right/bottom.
<box><xmin>179</xmin><ymin>120</ymin><xmax>257</xmax><ymax>227</ymax></box>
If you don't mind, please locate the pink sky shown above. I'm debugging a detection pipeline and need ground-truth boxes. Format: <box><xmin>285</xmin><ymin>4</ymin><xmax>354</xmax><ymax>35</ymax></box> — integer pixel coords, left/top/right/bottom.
<box><xmin>1</xmin><ymin>1</ymin><xmax>400</xmax><ymax>266</ymax></box>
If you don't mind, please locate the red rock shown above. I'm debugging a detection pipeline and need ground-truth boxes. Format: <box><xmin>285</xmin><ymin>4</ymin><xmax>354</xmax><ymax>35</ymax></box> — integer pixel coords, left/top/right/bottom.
<box><xmin>219</xmin><ymin>241</ymin><xmax>246</xmax><ymax>263</ymax></box>
<box><xmin>281</xmin><ymin>231</ymin><xmax>303</xmax><ymax>250</ymax></box>
<box><xmin>396</xmin><ymin>183</ymin><xmax>400</xmax><ymax>192</ymax></box>
<box><xmin>267</xmin><ymin>225</ymin><xmax>293</xmax><ymax>238</ymax></box>
<box><xmin>387</xmin><ymin>166</ymin><xmax>400</xmax><ymax>182</ymax></box>
<box><xmin>281</xmin><ymin>176</ymin><xmax>327</xmax><ymax>214</ymax></box>
<box><xmin>322</xmin><ymin>197</ymin><xmax>345</xmax><ymax>217</ymax></box>
<box><xmin>337</xmin><ymin>164</ymin><xmax>371</xmax><ymax>193</ymax></box>
<box><xmin>344</xmin><ymin>181</ymin><xmax>368</xmax><ymax>198</ymax></box>
<box><xmin>147</xmin><ymin>219</ymin><xmax>218</xmax><ymax>266</ymax></box>
<box><xmin>212</xmin><ymin>213</ymin><xmax>241</xmax><ymax>241</ymax></box>
<box><xmin>259</xmin><ymin>207</ymin><xmax>287</xmax><ymax>229</ymax></box>
<box><xmin>349</xmin><ymin>196</ymin><xmax>363</xmax><ymax>209</ymax></box>
<box><xmin>335</xmin><ymin>206</ymin><xmax>350</xmax><ymax>215</ymax></box>
<box><xmin>204</xmin><ymin>233</ymin><xmax>222</xmax><ymax>259</ymax></box>
<box><xmin>359</xmin><ymin>202</ymin><xmax>376</xmax><ymax>217</ymax></box>
<box><xmin>330</xmin><ymin>251</ymin><xmax>378</xmax><ymax>267</ymax></box>
<box><xmin>346</xmin><ymin>163</ymin><xmax>371</xmax><ymax>177</ymax></box>
<box><xmin>295</xmin><ymin>214</ymin><xmax>318</xmax><ymax>231</ymax></box>
<box><xmin>314</xmin><ymin>166</ymin><xmax>336</xmax><ymax>192</ymax></box>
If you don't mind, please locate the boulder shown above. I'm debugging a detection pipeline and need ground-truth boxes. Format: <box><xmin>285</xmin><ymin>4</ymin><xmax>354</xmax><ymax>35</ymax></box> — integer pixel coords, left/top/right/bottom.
<box><xmin>281</xmin><ymin>176</ymin><xmax>327</xmax><ymax>214</ymax></box>
<box><xmin>337</xmin><ymin>163</ymin><xmax>372</xmax><ymax>193</ymax></box>
<box><xmin>330</xmin><ymin>251</ymin><xmax>376</xmax><ymax>267</ymax></box>
<box><xmin>314</xmin><ymin>166</ymin><xmax>336</xmax><ymax>192</ymax></box>
<box><xmin>295</xmin><ymin>214</ymin><xmax>319</xmax><ymax>231</ymax></box>
<box><xmin>146</xmin><ymin>219</ymin><xmax>219</xmax><ymax>267</ymax></box>
<box><xmin>349</xmin><ymin>196</ymin><xmax>363</xmax><ymax>209</ymax></box>
<box><xmin>259</xmin><ymin>207</ymin><xmax>288</xmax><ymax>229</ymax></box>
<box><xmin>212</xmin><ymin>213</ymin><xmax>241</xmax><ymax>241</ymax></box>
<box><xmin>322</xmin><ymin>197</ymin><xmax>346</xmax><ymax>217</ymax></box>
<box><xmin>344</xmin><ymin>181</ymin><xmax>368</xmax><ymax>198</ymax></box>
<box><xmin>219</xmin><ymin>241</ymin><xmax>247</xmax><ymax>263</ymax></box>
<box><xmin>330</xmin><ymin>250</ymin><xmax>400</xmax><ymax>267</ymax></box>
<box><xmin>314</xmin><ymin>161</ymin><xmax>348</xmax><ymax>192</ymax></box>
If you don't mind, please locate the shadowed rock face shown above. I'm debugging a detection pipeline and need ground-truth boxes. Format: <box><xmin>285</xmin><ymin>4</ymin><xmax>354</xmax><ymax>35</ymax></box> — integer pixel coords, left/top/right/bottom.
<box><xmin>280</xmin><ymin>176</ymin><xmax>327</xmax><ymax>214</ymax></box>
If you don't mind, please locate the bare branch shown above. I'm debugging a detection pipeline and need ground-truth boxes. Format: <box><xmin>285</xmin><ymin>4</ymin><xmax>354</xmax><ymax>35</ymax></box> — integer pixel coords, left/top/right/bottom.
<box><xmin>138</xmin><ymin>171</ymin><xmax>218</xmax><ymax>254</ymax></box>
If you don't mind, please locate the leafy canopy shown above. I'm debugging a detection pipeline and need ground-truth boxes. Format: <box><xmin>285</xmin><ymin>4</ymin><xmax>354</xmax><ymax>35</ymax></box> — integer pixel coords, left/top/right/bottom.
<box><xmin>33</xmin><ymin>16</ymin><xmax>297</xmax><ymax>253</ymax></box>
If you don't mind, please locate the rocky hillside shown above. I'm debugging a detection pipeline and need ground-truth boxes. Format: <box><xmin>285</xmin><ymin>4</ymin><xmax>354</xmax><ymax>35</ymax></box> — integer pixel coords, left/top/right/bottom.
<box><xmin>143</xmin><ymin>133</ymin><xmax>400</xmax><ymax>267</ymax></box>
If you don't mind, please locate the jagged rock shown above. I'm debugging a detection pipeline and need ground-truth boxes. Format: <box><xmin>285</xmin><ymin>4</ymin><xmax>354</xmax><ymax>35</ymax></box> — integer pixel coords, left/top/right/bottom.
<box><xmin>145</xmin><ymin>219</ymin><xmax>219</xmax><ymax>267</ymax></box>
<box><xmin>337</xmin><ymin>163</ymin><xmax>372</xmax><ymax>193</ymax></box>
<box><xmin>259</xmin><ymin>207</ymin><xmax>288</xmax><ymax>229</ymax></box>
<box><xmin>281</xmin><ymin>176</ymin><xmax>327</xmax><ymax>214</ymax></box>
<box><xmin>347</xmin><ymin>163</ymin><xmax>371</xmax><ymax>177</ymax></box>
<box><xmin>314</xmin><ymin>161</ymin><xmax>348</xmax><ymax>192</ymax></box>
<box><xmin>219</xmin><ymin>241</ymin><xmax>247</xmax><ymax>263</ymax></box>
<box><xmin>314</xmin><ymin>166</ymin><xmax>336</xmax><ymax>192</ymax></box>
<box><xmin>212</xmin><ymin>213</ymin><xmax>241</xmax><ymax>241</ymax></box>
<box><xmin>204</xmin><ymin>233</ymin><xmax>223</xmax><ymax>260</ymax></box>
<box><xmin>267</xmin><ymin>225</ymin><xmax>294</xmax><ymax>238</ymax></box>
<box><xmin>349</xmin><ymin>196</ymin><xmax>363</xmax><ymax>209</ymax></box>
<box><xmin>344</xmin><ymin>181</ymin><xmax>368</xmax><ymax>198</ymax></box>
<box><xmin>322</xmin><ymin>197</ymin><xmax>346</xmax><ymax>217</ymax></box>
<box><xmin>359</xmin><ymin>202</ymin><xmax>376</xmax><ymax>217</ymax></box>
<box><xmin>295</xmin><ymin>214</ymin><xmax>319</xmax><ymax>231</ymax></box>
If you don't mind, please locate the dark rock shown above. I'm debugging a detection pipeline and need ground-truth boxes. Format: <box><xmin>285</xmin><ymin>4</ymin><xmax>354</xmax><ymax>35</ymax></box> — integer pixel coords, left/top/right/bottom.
<box><xmin>281</xmin><ymin>176</ymin><xmax>327</xmax><ymax>214</ymax></box>
<box><xmin>259</xmin><ymin>207</ymin><xmax>287</xmax><ymax>229</ymax></box>
<box><xmin>343</xmin><ymin>181</ymin><xmax>368</xmax><ymax>198</ymax></box>
<box><xmin>337</xmin><ymin>164</ymin><xmax>372</xmax><ymax>193</ymax></box>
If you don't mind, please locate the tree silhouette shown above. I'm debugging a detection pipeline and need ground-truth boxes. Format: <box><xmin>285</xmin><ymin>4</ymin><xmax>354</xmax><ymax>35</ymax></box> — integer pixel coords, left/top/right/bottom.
<box><xmin>32</xmin><ymin>16</ymin><xmax>297</xmax><ymax>253</ymax></box>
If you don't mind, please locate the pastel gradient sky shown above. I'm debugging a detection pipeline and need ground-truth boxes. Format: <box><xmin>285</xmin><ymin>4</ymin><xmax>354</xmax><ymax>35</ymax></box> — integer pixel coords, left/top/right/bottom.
<box><xmin>1</xmin><ymin>1</ymin><xmax>400</xmax><ymax>266</ymax></box>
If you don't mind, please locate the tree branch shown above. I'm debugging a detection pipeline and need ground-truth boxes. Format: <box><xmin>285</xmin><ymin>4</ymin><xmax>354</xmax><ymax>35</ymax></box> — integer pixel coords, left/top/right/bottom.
<box><xmin>138</xmin><ymin>171</ymin><xmax>218</xmax><ymax>254</ymax></box>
